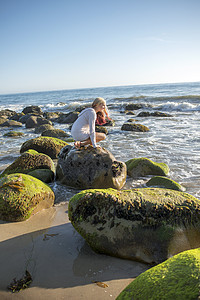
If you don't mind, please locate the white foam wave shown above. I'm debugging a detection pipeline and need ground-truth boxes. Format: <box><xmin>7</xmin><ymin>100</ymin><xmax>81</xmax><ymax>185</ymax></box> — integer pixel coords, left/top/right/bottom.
<box><xmin>156</xmin><ymin>101</ymin><xmax>200</xmax><ymax>112</ymax></box>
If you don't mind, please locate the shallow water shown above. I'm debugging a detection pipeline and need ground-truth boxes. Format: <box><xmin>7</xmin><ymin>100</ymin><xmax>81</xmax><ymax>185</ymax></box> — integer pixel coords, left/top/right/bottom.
<box><xmin>0</xmin><ymin>81</ymin><xmax>200</xmax><ymax>202</ymax></box>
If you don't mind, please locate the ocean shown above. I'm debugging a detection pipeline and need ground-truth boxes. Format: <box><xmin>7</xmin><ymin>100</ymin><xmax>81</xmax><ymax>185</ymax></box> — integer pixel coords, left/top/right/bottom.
<box><xmin>0</xmin><ymin>81</ymin><xmax>200</xmax><ymax>203</ymax></box>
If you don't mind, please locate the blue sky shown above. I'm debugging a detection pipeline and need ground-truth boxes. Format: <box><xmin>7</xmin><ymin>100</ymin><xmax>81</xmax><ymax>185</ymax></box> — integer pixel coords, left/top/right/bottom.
<box><xmin>0</xmin><ymin>0</ymin><xmax>200</xmax><ymax>94</ymax></box>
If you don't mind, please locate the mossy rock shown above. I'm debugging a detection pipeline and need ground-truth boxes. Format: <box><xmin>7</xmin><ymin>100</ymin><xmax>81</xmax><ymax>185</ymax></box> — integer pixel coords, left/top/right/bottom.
<box><xmin>3</xmin><ymin>131</ymin><xmax>24</xmax><ymax>137</ymax></box>
<box><xmin>28</xmin><ymin>169</ymin><xmax>54</xmax><ymax>183</ymax></box>
<box><xmin>117</xmin><ymin>248</ymin><xmax>200</xmax><ymax>300</ymax></box>
<box><xmin>34</xmin><ymin>124</ymin><xmax>55</xmax><ymax>134</ymax></box>
<box><xmin>20</xmin><ymin>136</ymin><xmax>68</xmax><ymax>159</ymax></box>
<box><xmin>121</xmin><ymin>123</ymin><xmax>149</xmax><ymax>132</ymax></box>
<box><xmin>41</xmin><ymin>128</ymin><xmax>70</xmax><ymax>139</ymax></box>
<box><xmin>69</xmin><ymin>188</ymin><xmax>200</xmax><ymax>264</ymax></box>
<box><xmin>146</xmin><ymin>176</ymin><xmax>186</xmax><ymax>192</ymax></box>
<box><xmin>2</xmin><ymin>150</ymin><xmax>55</xmax><ymax>176</ymax></box>
<box><xmin>126</xmin><ymin>157</ymin><xmax>169</xmax><ymax>178</ymax></box>
<box><xmin>0</xmin><ymin>173</ymin><xmax>55</xmax><ymax>221</ymax></box>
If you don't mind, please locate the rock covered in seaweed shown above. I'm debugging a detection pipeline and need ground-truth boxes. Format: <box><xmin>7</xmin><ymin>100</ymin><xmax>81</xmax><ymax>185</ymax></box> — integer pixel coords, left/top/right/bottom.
<box><xmin>117</xmin><ymin>248</ymin><xmax>200</xmax><ymax>299</ymax></box>
<box><xmin>0</xmin><ymin>173</ymin><xmax>55</xmax><ymax>221</ymax></box>
<box><xmin>2</xmin><ymin>150</ymin><xmax>55</xmax><ymax>178</ymax></box>
<box><xmin>68</xmin><ymin>188</ymin><xmax>200</xmax><ymax>264</ymax></box>
<box><xmin>20</xmin><ymin>136</ymin><xmax>68</xmax><ymax>159</ymax></box>
<box><xmin>126</xmin><ymin>157</ymin><xmax>169</xmax><ymax>178</ymax></box>
<box><xmin>146</xmin><ymin>176</ymin><xmax>186</xmax><ymax>192</ymax></box>
<box><xmin>56</xmin><ymin>145</ymin><xmax>127</xmax><ymax>189</ymax></box>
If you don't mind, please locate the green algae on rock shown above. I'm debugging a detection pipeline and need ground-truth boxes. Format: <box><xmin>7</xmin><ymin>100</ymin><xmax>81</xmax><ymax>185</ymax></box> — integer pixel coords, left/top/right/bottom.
<box><xmin>69</xmin><ymin>188</ymin><xmax>200</xmax><ymax>264</ymax></box>
<box><xmin>0</xmin><ymin>173</ymin><xmax>55</xmax><ymax>221</ymax></box>
<box><xmin>126</xmin><ymin>157</ymin><xmax>169</xmax><ymax>178</ymax></box>
<box><xmin>146</xmin><ymin>176</ymin><xmax>186</xmax><ymax>192</ymax></box>
<box><xmin>2</xmin><ymin>150</ymin><xmax>55</xmax><ymax>176</ymax></box>
<box><xmin>116</xmin><ymin>247</ymin><xmax>200</xmax><ymax>300</ymax></box>
<box><xmin>3</xmin><ymin>131</ymin><xmax>24</xmax><ymax>137</ymax></box>
<box><xmin>20</xmin><ymin>136</ymin><xmax>68</xmax><ymax>159</ymax></box>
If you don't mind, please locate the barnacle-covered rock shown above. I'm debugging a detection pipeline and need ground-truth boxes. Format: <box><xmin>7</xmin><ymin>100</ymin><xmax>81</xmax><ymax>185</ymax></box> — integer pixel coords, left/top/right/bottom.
<box><xmin>56</xmin><ymin>145</ymin><xmax>126</xmax><ymax>189</ymax></box>
<box><xmin>69</xmin><ymin>188</ymin><xmax>200</xmax><ymax>264</ymax></box>
<box><xmin>0</xmin><ymin>173</ymin><xmax>55</xmax><ymax>221</ymax></box>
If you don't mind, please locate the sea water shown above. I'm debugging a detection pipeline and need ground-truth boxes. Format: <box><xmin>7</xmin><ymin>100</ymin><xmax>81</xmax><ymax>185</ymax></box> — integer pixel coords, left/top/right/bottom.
<box><xmin>0</xmin><ymin>81</ymin><xmax>200</xmax><ymax>203</ymax></box>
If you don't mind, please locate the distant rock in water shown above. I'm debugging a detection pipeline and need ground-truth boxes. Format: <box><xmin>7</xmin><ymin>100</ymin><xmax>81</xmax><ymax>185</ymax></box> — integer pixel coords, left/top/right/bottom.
<box><xmin>136</xmin><ymin>111</ymin><xmax>173</xmax><ymax>117</ymax></box>
<box><xmin>69</xmin><ymin>188</ymin><xmax>200</xmax><ymax>264</ymax></box>
<box><xmin>121</xmin><ymin>123</ymin><xmax>149</xmax><ymax>132</ymax></box>
<box><xmin>56</xmin><ymin>145</ymin><xmax>127</xmax><ymax>189</ymax></box>
<box><xmin>22</xmin><ymin>105</ymin><xmax>43</xmax><ymax>115</ymax></box>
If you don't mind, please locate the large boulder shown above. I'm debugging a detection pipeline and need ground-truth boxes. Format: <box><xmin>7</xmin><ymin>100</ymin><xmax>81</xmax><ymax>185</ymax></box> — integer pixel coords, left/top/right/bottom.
<box><xmin>56</xmin><ymin>146</ymin><xmax>127</xmax><ymax>189</ymax></box>
<box><xmin>1</xmin><ymin>150</ymin><xmax>55</xmax><ymax>176</ymax></box>
<box><xmin>117</xmin><ymin>248</ymin><xmax>200</xmax><ymax>300</ymax></box>
<box><xmin>68</xmin><ymin>188</ymin><xmax>200</xmax><ymax>264</ymax></box>
<box><xmin>34</xmin><ymin>124</ymin><xmax>54</xmax><ymax>134</ymax></box>
<box><xmin>126</xmin><ymin>157</ymin><xmax>169</xmax><ymax>178</ymax></box>
<box><xmin>0</xmin><ymin>120</ymin><xmax>23</xmax><ymax>127</ymax></box>
<box><xmin>0</xmin><ymin>173</ymin><xmax>55</xmax><ymax>221</ymax></box>
<box><xmin>20</xmin><ymin>136</ymin><xmax>68</xmax><ymax>159</ymax></box>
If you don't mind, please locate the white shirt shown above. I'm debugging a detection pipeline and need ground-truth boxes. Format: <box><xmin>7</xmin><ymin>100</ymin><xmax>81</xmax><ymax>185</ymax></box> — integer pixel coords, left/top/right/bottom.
<box><xmin>71</xmin><ymin>108</ymin><xmax>97</xmax><ymax>148</ymax></box>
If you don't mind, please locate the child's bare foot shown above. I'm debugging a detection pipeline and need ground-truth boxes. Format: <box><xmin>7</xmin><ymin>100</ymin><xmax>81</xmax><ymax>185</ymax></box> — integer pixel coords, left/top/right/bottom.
<box><xmin>74</xmin><ymin>141</ymin><xmax>81</xmax><ymax>148</ymax></box>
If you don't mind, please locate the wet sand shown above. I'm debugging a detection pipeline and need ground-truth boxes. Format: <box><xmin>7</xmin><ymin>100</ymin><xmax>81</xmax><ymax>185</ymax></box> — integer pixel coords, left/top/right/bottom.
<box><xmin>0</xmin><ymin>205</ymin><xmax>149</xmax><ymax>299</ymax></box>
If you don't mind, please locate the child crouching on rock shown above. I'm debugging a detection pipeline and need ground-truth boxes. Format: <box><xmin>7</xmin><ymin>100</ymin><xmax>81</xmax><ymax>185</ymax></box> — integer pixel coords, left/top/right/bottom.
<box><xmin>71</xmin><ymin>97</ymin><xmax>110</xmax><ymax>149</ymax></box>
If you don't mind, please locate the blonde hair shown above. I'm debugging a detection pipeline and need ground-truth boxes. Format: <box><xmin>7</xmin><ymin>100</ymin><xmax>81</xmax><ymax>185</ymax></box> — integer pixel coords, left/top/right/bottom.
<box><xmin>92</xmin><ymin>97</ymin><xmax>109</xmax><ymax>117</ymax></box>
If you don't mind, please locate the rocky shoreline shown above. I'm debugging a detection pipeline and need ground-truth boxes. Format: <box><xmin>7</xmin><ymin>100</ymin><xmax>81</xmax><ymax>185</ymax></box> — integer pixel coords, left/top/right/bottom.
<box><xmin>0</xmin><ymin>104</ymin><xmax>200</xmax><ymax>298</ymax></box>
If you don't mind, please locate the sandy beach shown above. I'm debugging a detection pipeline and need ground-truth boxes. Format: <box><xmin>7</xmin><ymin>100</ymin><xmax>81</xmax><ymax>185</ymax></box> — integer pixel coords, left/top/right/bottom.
<box><xmin>0</xmin><ymin>204</ymin><xmax>149</xmax><ymax>300</ymax></box>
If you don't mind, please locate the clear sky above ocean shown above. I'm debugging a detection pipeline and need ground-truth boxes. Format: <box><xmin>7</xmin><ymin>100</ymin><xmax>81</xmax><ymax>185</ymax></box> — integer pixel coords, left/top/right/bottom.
<box><xmin>0</xmin><ymin>0</ymin><xmax>200</xmax><ymax>94</ymax></box>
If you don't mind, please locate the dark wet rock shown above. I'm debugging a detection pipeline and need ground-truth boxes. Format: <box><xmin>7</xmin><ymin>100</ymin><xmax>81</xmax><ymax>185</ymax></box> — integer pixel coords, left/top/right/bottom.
<box><xmin>124</xmin><ymin>111</ymin><xmax>136</xmax><ymax>115</ymax></box>
<box><xmin>117</xmin><ymin>248</ymin><xmax>200</xmax><ymax>299</ymax></box>
<box><xmin>0</xmin><ymin>109</ymin><xmax>16</xmax><ymax>118</ymax></box>
<box><xmin>20</xmin><ymin>136</ymin><xmax>68</xmax><ymax>159</ymax></box>
<box><xmin>121</xmin><ymin>123</ymin><xmax>149</xmax><ymax>132</ymax></box>
<box><xmin>19</xmin><ymin>114</ymin><xmax>33</xmax><ymax>124</ymax></box>
<box><xmin>95</xmin><ymin>126</ymin><xmax>108</xmax><ymax>135</ymax></box>
<box><xmin>10</xmin><ymin>113</ymin><xmax>25</xmax><ymax>121</ymax></box>
<box><xmin>2</xmin><ymin>149</ymin><xmax>55</xmax><ymax>176</ymax></box>
<box><xmin>126</xmin><ymin>158</ymin><xmax>169</xmax><ymax>178</ymax></box>
<box><xmin>3</xmin><ymin>131</ymin><xmax>24</xmax><ymax>137</ymax></box>
<box><xmin>43</xmin><ymin>111</ymin><xmax>63</xmax><ymax>121</ymax></box>
<box><xmin>57</xmin><ymin>111</ymin><xmax>79</xmax><ymax>124</ymax></box>
<box><xmin>56</xmin><ymin>145</ymin><xmax>127</xmax><ymax>189</ymax></box>
<box><xmin>146</xmin><ymin>176</ymin><xmax>186</xmax><ymax>192</ymax></box>
<box><xmin>41</xmin><ymin>128</ymin><xmax>70</xmax><ymax>139</ymax></box>
<box><xmin>28</xmin><ymin>169</ymin><xmax>55</xmax><ymax>183</ymax></box>
<box><xmin>69</xmin><ymin>188</ymin><xmax>200</xmax><ymax>264</ymax></box>
<box><xmin>136</xmin><ymin>111</ymin><xmax>173</xmax><ymax>117</ymax></box>
<box><xmin>22</xmin><ymin>105</ymin><xmax>43</xmax><ymax>115</ymax></box>
<box><xmin>34</xmin><ymin>124</ymin><xmax>55</xmax><ymax>134</ymax></box>
<box><xmin>25</xmin><ymin>115</ymin><xmax>53</xmax><ymax>128</ymax></box>
<box><xmin>0</xmin><ymin>173</ymin><xmax>55</xmax><ymax>221</ymax></box>
<box><xmin>0</xmin><ymin>120</ymin><xmax>23</xmax><ymax>127</ymax></box>
<box><xmin>125</xmin><ymin>104</ymin><xmax>144</xmax><ymax>110</ymax></box>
